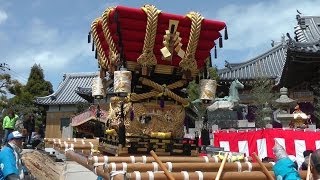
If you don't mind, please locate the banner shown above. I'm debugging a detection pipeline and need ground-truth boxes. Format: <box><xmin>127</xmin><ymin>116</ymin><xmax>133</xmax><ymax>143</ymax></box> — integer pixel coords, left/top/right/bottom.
<box><xmin>214</xmin><ymin>128</ymin><xmax>320</xmax><ymax>163</ymax></box>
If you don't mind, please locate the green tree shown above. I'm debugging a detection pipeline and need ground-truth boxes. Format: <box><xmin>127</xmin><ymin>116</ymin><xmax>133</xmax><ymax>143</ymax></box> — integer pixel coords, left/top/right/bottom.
<box><xmin>251</xmin><ymin>77</ymin><xmax>277</xmax><ymax>127</ymax></box>
<box><xmin>9</xmin><ymin>64</ymin><xmax>53</xmax><ymax>126</ymax></box>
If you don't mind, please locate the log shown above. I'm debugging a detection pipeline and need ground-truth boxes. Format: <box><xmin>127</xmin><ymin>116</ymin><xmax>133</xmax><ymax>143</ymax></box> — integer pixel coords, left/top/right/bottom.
<box><xmin>45</xmin><ymin>138</ymin><xmax>99</xmax><ymax>144</ymax></box>
<box><xmin>57</xmin><ymin>143</ymin><xmax>94</xmax><ymax>150</ymax></box>
<box><xmin>306</xmin><ymin>155</ymin><xmax>311</xmax><ymax>180</ymax></box>
<box><xmin>215</xmin><ymin>152</ymin><xmax>229</xmax><ymax>180</ymax></box>
<box><xmin>88</xmin><ymin>155</ymin><xmax>217</xmax><ymax>165</ymax></box>
<box><xmin>103</xmin><ymin>162</ymin><xmax>273</xmax><ymax>173</ymax></box>
<box><xmin>253</xmin><ymin>152</ymin><xmax>274</xmax><ymax>180</ymax></box>
<box><xmin>22</xmin><ymin>150</ymin><xmax>63</xmax><ymax>180</ymax></box>
<box><xmin>126</xmin><ymin>171</ymin><xmax>307</xmax><ymax>180</ymax></box>
<box><xmin>65</xmin><ymin>150</ymin><xmax>113</xmax><ymax>180</ymax></box>
<box><xmin>150</xmin><ymin>150</ymin><xmax>175</xmax><ymax>180</ymax></box>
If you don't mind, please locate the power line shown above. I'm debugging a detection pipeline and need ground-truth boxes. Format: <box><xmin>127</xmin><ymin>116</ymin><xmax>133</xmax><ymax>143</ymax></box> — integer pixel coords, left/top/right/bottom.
<box><xmin>9</xmin><ymin>69</ymin><xmax>28</xmax><ymax>82</ymax></box>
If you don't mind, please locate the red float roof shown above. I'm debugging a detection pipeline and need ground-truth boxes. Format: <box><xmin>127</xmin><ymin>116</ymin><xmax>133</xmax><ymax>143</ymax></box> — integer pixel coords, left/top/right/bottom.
<box><xmin>91</xmin><ymin>5</ymin><xmax>227</xmax><ymax>72</ymax></box>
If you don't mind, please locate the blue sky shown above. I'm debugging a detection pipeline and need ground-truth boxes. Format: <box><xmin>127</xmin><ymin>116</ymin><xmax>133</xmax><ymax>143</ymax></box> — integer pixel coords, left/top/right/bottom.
<box><xmin>0</xmin><ymin>0</ymin><xmax>319</xmax><ymax>90</ymax></box>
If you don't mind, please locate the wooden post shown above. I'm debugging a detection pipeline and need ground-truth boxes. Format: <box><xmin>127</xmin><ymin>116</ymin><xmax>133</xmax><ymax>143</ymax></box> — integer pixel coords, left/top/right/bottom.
<box><xmin>150</xmin><ymin>150</ymin><xmax>175</xmax><ymax>180</ymax></box>
<box><xmin>306</xmin><ymin>155</ymin><xmax>311</xmax><ymax>180</ymax></box>
<box><xmin>253</xmin><ymin>152</ymin><xmax>274</xmax><ymax>180</ymax></box>
<box><xmin>103</xmin><ymin>162</ymin><xmax>273</xmax><ymax>173</ymax></box>
<box><xmin>87</xmin><ymin>156</ymin><xmax>219</xmax><ymax>165</ymax></box>
<box><xmin>215</xmin><ymin>152</ymin><xmax>229</xmax><ymax>180</ymax></box>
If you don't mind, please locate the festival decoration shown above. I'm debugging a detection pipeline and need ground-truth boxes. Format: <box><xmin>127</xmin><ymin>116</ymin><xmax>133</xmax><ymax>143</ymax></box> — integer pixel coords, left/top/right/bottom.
<box><xmin>114</xmin><ymin>68</ymin><xmax>132</xmax><ymax>94</ymax></box>
<box><xmin>199</xmin><ymin>79</ymin><xmax>217</xmax><ymax>101</ymax></box>
<box><xmin>91</xmin><ymin>76</ymin><xmax>106</xmax><ymax>99</ymax></box>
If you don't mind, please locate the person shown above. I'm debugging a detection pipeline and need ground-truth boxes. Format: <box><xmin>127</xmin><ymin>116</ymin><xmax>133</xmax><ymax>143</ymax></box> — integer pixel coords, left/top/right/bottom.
<box><xmin>272</xmin><ymin>141</ymin><xmax>301</xmax><ymax>179</ymax></box>
<box><xmin>2</xmin><ymin>109</ymin><xmax>19</xmax><ymax>145</ymax></box>
<box><xmin>301</xmin><ymin>150</ymin><xmax>313</xmax><ymax>170</ymax></box>
<box><xmin>30</xmin><ymin>127</ymin><xmax>41</xmax><ymax>148</ymax></box>
<box><xmin>0</xmin><ymin>131</ymin><xmax>25</xmax><ymax>179</ymax></box>
<box><xmin>23</xmin><ymin>114</ymin><xmax>35</xmax><ymax>144</ymax></box>
<box><xmin>311</xmin><ymin>149</ymin><xmax>320</xmax><ymax>179</ymax></box>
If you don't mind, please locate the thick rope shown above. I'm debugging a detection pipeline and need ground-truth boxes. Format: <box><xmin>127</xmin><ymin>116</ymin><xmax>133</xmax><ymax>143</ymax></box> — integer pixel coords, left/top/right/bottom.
<box><xmin>101</xmin><ymin>7</ymin><xmax>120</xmax><ymax>67</ymax></box>
<box><xmin>91</xmin><ymin>18</ymin><xmax>109</xmax><ymax>69</ymax></box>
<box><xmin>179</xmin><ymin>12</ymin><xmax>203</xmax><ymax>73</ymax></box>
<box><xmin>137</xmin><ymin>4</ymin><xmax>161</xmax><ymax>67</ymax></box>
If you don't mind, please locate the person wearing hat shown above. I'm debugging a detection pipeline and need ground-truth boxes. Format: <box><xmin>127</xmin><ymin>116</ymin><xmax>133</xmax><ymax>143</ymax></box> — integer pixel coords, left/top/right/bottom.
<box><xmin>272</xmin><ymin>141</ymin><xmax>301</xmax><ymax>180</ymax></box>
<box><xmin>0</xmin><ymin>131</ymin><xmax>25</xmax><ymax>179</ymax></box>
<box><xmin>311</xmin><ymin>149</ymin><xmax>320</xmax><ymax>180</ymax></box>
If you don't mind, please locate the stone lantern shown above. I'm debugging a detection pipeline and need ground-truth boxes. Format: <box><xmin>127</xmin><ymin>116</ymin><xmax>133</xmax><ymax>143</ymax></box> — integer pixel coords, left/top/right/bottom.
<box><xmin>274</xmin><ymin>87</ymin><xmax>296</xmax><ymax>127</ymax></box>
<box><xmin>262</xmin><ymin>102</ymin><xmax>273</xmax><ymax>128</ymax></box>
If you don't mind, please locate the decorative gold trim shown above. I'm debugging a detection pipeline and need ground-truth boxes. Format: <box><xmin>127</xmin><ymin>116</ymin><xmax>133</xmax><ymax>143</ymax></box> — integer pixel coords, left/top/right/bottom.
<box><xmin>179</xmin><ymin>12</ymin><xmax>204</xmax><ymax>73</ymax></box>
<box><xmin>130</xmin><ymin>79</ymin><xmax>187</xmax><ymax>102</ymax></box>
<box><xmin>137</xmin><ymin>4</ymin><xmax>161</xmax><ymax>67</ymax></box>
<box><xmin>139</xmin><ymin>77</ymin><xmax>189</xmax><ymax>107</ymax></box>
<box><xmin>91</xmin><ymin>18</ymin><xmax>108</xmax><ymax>70</ymax></box>
<box><xmin>126</xmin><ymin>61</ymin><xmax>199</xmax><ymax>75</ymax></box>
<box><xmin>101</xmin><ymin>7</ymin><xmax>120</xmax><ymax>68</ymax></box>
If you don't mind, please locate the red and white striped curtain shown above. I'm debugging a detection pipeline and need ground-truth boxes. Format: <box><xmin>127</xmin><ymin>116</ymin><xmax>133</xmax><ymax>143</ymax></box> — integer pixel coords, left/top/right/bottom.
<box><xmin>214</xmin><ymin>128</ymin><xmax>320</xmax><ymax>162</ymax></box>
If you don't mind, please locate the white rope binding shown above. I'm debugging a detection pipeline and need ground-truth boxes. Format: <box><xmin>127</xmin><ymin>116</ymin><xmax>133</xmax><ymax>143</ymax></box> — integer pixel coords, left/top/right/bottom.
<box><xmin>104</xmin><ymin>156</ymin><xmax>109</xmax><ymax>164</ymax></box>
<box><xmin>245</xmin><ymin>162</ymin><xmax>252</xmax><ymax>172</ymax></box>
<box><xmin>122</xmin><ymin>162</ymin><xmax>127</xmax><ymax>171</ymax></box>
<box><xmin>152</xmin><ymin>162</ymin><xmax>158</xmax><ymax>172</ymax></box>
<box><xmin>130</xmin><ymin>156</ymin><xmax>135</xmax><ymax>163</ymax></box>
<box><xmin>110</xmin><ymin>162</ymin><xmax>116</xmax><ymax>171</ymax></box>
<box><xmin>110</xmin><ymin>171</ymin><xmax>126</xmax><ymax>180</ymax></box>
<box><xmin>147</xmin><ymin>171</ymin><xmax>154</xmax><ymax>180</ymax></box>
<box><xmin>166</xmin><ymin>162</ymin><xmax>173</xmax><ymax>172</ymax></box>
<box><xmin>235</xmin><ymin>162</ymin><xmax>242</xmax><ymax>172</ymax></box>
<box><xmin>181</xmin><ymin>171</ymin><xmax>189</xmax><ymax>180</ymax></box>
<box><xmin>142</xmin><ymin>155</ymin><xmax>147</xmax><ymax>164</ymax></box>
<box><xmin>134</xmin><ymin>171</ymin><xmax>141</xmax><ymax>180</ymax></box>
<box><xmin>203</xmin><ymin>156</ymin><xmax>209</xmax><ymax>163</ymax></box>
<box><xmin>195</xmin><ymin>171</ymin><xmax>203</xmax><ymax>180</ymax></box>
<box><xmin>93</xmin><ymin>156</ymin><xmax>99</xmax><ymax>164</ymax></box>
<box><xmin>213</xmin><ymin>156</ymin><xmax>218</xmax><ymax>162</ymax></box>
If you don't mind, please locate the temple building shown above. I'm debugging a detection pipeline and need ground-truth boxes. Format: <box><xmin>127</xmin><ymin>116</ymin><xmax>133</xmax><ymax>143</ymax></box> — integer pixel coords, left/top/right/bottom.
<box><xmin>35</xmin><ymin>72</ymin><xmax>97</xmax><ymax>138</ymax></box>
<box><xmin>216</xmin><ymin>14</ymin><xmax>320</xmax><ymax>126</ymax></box>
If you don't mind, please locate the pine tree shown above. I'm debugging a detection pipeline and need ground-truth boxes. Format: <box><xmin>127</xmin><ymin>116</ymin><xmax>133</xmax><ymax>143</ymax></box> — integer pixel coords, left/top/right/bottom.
<box><xmin>9</xmin><ymin>64</ymin><xmax>53</xmax><ymax>126</ymax></box>
<box><xmin>251</xmin><ymin>77</ymin><xmax>277</xmax><ymax>127</ymax></box>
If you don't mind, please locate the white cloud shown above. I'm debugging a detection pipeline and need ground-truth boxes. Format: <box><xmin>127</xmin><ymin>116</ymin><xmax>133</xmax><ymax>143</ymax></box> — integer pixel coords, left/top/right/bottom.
<box><xmin>214</xmin><ymin>0</ymin><xmax>320</xmax><ymax>50</ymax></box>
<box><xmin>0</xmin><ymin>10</ymin><xmax>8</xmax><ymax>24</ymax></box>
<box><xmin>8</xmin><ymin>35</ymin><xmax>92</xmax><ymax>73</ymax></box>
<box><xmin>4</xmin><ymin>17</ymin><xmax>95</xmax><ymax>87</ymax></box>
<box><xmin>26</xmin><ymin>18</ymin><xmax>59</xmax><ymax>45</ymax></box>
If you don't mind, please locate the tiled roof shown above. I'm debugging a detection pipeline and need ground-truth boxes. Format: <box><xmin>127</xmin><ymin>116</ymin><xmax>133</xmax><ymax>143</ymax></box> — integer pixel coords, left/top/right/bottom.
<box><xmin>291</xmin><ymin>15</ymin><xmax>320</xmax><ymax>53</ymax></box>
<box><xmin>218</xmin><ymin>43</ymin><xmax>287</xmax><ymax>81</ymax></box>
<box><xmin>35</xmin><ymin>72</ymin><xmax>98</xmax><ymax>105</ymax></box>
<box><xmin>294</xmin><ymin>15</ymin><xmax>320</xmax><ymax>42</ymax></box>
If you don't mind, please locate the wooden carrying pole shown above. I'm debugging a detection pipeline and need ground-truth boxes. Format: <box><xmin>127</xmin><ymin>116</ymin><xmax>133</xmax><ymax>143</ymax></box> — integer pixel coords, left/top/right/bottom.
<box><xmin>215</xmin><ymin>152</ymin><xmax>229</xmax><ymax>180</ymax></box>
<box><xmin>65</xmin><ymin>150</ymin><xmax>112</xmax><ymax>180</ymax></box>
<box><xmin>150</xmin><ymin>150</ymin><xmax>175</xmax><ymax>180</ymax></box>
<box><xmin>253</xmin><ymin>152</ymin><xmax>274</xmax><ymax>180</ymax></box>
<box><xmin>45</xmin><ymin>138</ymin><xmax>99</xmax><ymax>143</ymax></box>
<box><xmin>103</xmin><ymin>162</ymin><xmax>273</xmax><ymax>173</ymax></box>
<box><xmin>88</xmin><ymin>155</ymin><xmax>219</xmax><ymax>165</ymax></box>
<box><xmin>127</xmin><ymin>171</ymin><xmax>307</xmax><ymax>180</ymax></box>
<box><xmin>306</xmin><ymin>155</ymin><xmax>311</xmax><ymax>180</ymax></box>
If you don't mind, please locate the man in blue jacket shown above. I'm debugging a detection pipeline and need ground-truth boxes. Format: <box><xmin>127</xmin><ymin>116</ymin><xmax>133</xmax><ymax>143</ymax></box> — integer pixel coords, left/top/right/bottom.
<box><xmin>0</xmin><ymin>131</ymin><xmax>25</xmax><ymax>180</ymax></box>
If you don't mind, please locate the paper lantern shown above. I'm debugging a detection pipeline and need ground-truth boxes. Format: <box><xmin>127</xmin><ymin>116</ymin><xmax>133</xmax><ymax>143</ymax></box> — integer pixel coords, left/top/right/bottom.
<box><xmin>200</xmin><ymin>79</ymin><xmax>217</xmax><ymax>101</ymax></box>
<box><xmin>92</xmin><ymin>77</ymin><xmax>106</xmax><ymax>99</ymax></box>
<box><xmin>114</xmin><ymin>69</ymin><xmax>132</xmax><ymax>94</ymax></box>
